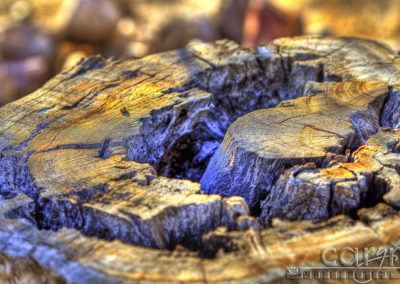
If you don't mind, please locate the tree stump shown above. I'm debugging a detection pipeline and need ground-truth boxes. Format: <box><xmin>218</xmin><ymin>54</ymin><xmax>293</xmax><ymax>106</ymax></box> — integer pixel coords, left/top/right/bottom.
<box><xmin>1</xmin><ymin>37</ymin><xmax>400</xmax><ymax>283</ymax></box>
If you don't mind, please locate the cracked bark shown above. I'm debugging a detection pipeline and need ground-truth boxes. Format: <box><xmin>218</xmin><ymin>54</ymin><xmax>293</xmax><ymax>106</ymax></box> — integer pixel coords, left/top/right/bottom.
<box><xmin>1</xmin><ymin>37</ymin><xmax>400</xmax><ymax>283</ymax></box>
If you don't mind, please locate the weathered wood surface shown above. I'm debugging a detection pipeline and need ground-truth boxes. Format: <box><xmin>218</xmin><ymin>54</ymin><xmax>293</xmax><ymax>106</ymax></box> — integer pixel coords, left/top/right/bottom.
<box><xmin>0</xmin><ymin>37</ymin><xmax>400</xmax><ymax>283</ymax></box>
<box><xmin>201</xmin><ymin>81</ymin><xmax>388</xmax><ymax>209</ymax></box>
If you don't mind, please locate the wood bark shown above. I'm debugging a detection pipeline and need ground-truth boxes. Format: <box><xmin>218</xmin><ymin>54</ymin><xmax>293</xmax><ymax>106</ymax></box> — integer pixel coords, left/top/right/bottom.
<box><xmin>0</xmin><ymin>37</ymin><xmax>400</xmax><ymax>283</ymax></box>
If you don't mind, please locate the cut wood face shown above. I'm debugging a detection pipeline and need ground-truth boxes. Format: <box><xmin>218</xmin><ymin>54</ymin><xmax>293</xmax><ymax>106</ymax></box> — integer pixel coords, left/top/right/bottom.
<box><xmin>201</xmin><ymin>81</ymin><xmax>389</xmax><ymax>209</ymax></box>
<box><xmin>1</xmin><ymin>37</ymin><xmax>400</xmax><ymax>283</ymax></box>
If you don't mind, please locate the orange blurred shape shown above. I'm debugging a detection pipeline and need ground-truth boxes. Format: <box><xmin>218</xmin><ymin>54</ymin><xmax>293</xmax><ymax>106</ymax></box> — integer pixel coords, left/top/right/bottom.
<box><xmin>242</xmin><ymin>0</ymin><xmax>301</xmax><ymax>47</ymax></box>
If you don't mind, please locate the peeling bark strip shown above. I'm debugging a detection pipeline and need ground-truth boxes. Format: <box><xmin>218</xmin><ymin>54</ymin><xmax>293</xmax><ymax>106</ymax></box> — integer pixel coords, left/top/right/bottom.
<box><xmin>0</xmin><ymin>37</ymin><xmax>400</xmax><ymax>283</ymax></box>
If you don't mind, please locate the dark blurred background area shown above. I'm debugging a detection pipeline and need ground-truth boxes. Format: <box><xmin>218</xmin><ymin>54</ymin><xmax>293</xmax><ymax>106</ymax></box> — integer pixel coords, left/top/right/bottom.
<box><xmin>1</xmin><ymin>0</ymin><xmax>400</xmax><ymax>106</ymax></box>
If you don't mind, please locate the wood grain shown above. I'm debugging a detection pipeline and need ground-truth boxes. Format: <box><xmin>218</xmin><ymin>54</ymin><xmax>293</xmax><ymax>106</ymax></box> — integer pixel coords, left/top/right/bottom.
<box><xmin>1</xmin><ymin>37</ymin><xmax>400</xmax><ymax>283</ymax></box>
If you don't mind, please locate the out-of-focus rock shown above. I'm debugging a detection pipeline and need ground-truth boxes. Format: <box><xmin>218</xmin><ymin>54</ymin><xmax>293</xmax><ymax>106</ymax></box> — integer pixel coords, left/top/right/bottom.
<box><xmin>220</xmin><ymin>0</ymin><xmax>301</xmax><ymax>47</ymax></box>
<box><xmin>123</xmin><ymin>0</ymin><xmax>221</xmax><ymax>54</ymax></box>
<box><xmin>220</xmin><ymin>0</ymin><xmax>249</xmax><ymax>44</ymax></box>
<box><xmin>0</xmin><ymin>23</ymin><xmax>55</xmax><ymax>106</ymax></box>
<box><xmin>8</xmin><ymin>0</ymin><xmax>32</xmax><ymax>22</ymax></box>
<box><xmin>54</xmin><ymin>0</ymin><xmax>121</xmax><ymax>43</ymax></box>
<box><xmin>61</xmin><ymin>50</ymin><xmax>87</xmax><ymax>70</ymax></box>
<box><xmin>241</xmin><ymin>0</ymin><xmax>301</xmax><ymax>47</ymax></box>
<box><xmin>0</xmin><ymin>56</ymin><xmax>50</xmax><ymax>105</ymax></box>
<box><xmin>301</xmin><ymin>0</ymin><xmax>400</xmax><ymax>48</ymax></box>
<box><xmin>0</xmin><ymin>23</ymin><xmax>56</xmax><ymax>61</ymax></box>
<box><xmin>151</xmin><ymin>18</ymin><xmax>219</xmax><ymax>53</ymax></box>
<box><xmin>54</xmin><ymin>41</ymin><xmax>94</xmax><ymax>71</ymax></box>
<box><xmin>116</xmin><ymin>17</ymin><xmax>143</xmax><ymax>40</ymax></box>
<box><xmin>98</xmin><ymin>17</ymin><xmax>147</xmax><ymax>58</ymax></box>
<box><xmin>267</xmin><ymin>0</ymin><xmax>400</xmax><ymax>49</ymax></box>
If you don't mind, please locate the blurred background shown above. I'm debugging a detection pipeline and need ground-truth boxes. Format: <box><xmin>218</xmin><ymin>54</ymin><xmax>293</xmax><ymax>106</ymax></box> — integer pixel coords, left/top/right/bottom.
<box><xmin>1</xmin><ymin>0</ymin><xmax>400</xmax><ymax>106</ymax></box>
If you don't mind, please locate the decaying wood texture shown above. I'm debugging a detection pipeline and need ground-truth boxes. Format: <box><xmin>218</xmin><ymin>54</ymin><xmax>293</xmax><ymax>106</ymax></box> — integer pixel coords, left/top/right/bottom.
<box><xmin>0</xmin><ymin>36</ymin><xmax>400</xmax><ymax>283</ymax></box>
